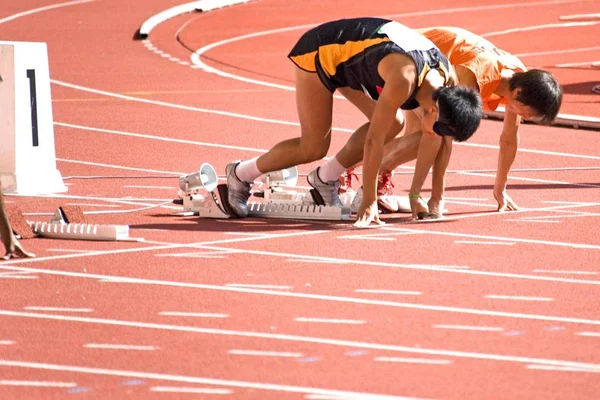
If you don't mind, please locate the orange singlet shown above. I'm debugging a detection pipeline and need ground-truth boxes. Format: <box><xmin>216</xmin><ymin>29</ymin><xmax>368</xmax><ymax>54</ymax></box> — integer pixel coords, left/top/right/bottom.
<box><xmin>418</xmin><ymin>27</ymin><xmax>527</xmax><ymax>111</ymax></box>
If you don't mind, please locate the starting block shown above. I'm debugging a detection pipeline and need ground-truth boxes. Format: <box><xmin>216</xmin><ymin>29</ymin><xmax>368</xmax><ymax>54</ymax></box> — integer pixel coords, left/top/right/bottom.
<box><xmin>6</xmin><ymin>203</ymin><xmax>133</xmax><ymax>241</ymax></box>
<box><xmin>177</xmin><ymin>163</ymin><xmax>354</xmax><ymax>221</ymax></box>
<box><xmin>29</xmin><ymin>220</ymin><xmax>131</xmax><ymax>241</ymax></box>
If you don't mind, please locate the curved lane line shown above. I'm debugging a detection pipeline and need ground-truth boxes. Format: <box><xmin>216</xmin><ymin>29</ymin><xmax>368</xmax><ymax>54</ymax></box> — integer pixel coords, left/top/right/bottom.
<box><xmin>0</xmin><ymin>0</ymin><xmax>95</xmax><ymax>25</ymax></box>
<box><xmin>138</xmin><ymin>0</ymin><xmax>251</xmax><ymax>39</ymax></box>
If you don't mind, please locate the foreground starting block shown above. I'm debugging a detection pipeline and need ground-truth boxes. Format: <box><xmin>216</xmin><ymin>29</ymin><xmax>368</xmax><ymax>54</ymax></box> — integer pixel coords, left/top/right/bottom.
<box><xmin>177</xmin><ymin>163</ymin><xmax>354</xmax><ymax>221</ymax></box>
<box><xmin>7</xmin><ymin>203</ymin><xmax>133</xmax><ymax>242</ymax></box>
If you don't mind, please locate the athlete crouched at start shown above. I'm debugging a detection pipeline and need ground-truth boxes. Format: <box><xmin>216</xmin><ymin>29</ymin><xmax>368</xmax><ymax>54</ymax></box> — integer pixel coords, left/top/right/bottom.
<box><xmin>225</xmin><ymin>17</ymin><xmax>483</xmax><ymax>227</ymax></box>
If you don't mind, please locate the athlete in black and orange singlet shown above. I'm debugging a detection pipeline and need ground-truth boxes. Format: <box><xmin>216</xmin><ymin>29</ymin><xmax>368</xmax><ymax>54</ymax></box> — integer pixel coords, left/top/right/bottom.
<box><xmin>288</xmin><ymin>18</ymin><xmax>452</xmax><ymax>110</ymax></box>
<box><xmin>226</xmin><ymin>17</ymin><xmax>482</xmax><ymax>227</ymax></box>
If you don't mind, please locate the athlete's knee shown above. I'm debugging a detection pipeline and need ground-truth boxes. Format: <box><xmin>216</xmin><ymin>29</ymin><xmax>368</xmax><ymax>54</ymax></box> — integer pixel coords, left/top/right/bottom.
<box><xmin>300</xmin><ymin>144</ymin><xmax>329</xmax><ymax>162</ymax></box>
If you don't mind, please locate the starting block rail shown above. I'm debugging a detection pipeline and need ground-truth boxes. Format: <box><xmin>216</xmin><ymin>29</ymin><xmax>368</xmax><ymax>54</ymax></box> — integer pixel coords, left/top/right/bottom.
<box><xmin>247</xmin><ymin>202</ymin><xmax>352</xmax><ymax>220</ymax></box>
<box><xmin>29</xmin><ymin>221</ymin><xmax>131</xmax><ymax>241</ymax></box>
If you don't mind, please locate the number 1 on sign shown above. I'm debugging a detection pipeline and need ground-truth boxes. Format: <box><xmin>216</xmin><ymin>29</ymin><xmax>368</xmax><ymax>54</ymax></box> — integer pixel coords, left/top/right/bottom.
<box><xmin>26</xmin><ymin>69</ymin><xmax>39</xmax><ymax>147</ymax></box>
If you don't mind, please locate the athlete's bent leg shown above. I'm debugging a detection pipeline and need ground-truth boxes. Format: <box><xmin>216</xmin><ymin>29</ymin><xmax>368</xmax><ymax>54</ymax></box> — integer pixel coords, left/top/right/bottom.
<box><xmin>226</xmin><ymin>67</ymin><xmax>333</xmax><ymax>217</ymax></box>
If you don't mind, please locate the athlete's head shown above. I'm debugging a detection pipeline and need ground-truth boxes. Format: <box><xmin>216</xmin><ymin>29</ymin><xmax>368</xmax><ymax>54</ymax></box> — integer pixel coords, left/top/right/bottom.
<box><xmin>430</xmin><ymin>86</ymin><xmax>483</xmax><ymax>142</ymax></box>
<box><xmin>507</xmin><ymin>69</ymin><xmax>562</xmax><ymax>124</ymax></box>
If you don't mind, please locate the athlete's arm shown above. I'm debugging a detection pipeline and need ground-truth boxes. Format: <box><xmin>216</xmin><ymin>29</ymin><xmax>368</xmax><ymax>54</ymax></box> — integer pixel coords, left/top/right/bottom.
<box><xmin>429</xmin><ymin>135</ymin><xmax>453</xmax><ymax>215</ymax></box>
<box><xmin>408</xmin><ymin>129</ymin><xmax>443</xmax><ymax>218</ymax></box>
<box><xmin>494</xmin><ymin>109</ymin><xmax>521</xmax><ymax>211</ymax></box>
<box><xmin>355</xmin><ymin>53</ymin><xmax>414</xmax><ymax>227</ymax></box>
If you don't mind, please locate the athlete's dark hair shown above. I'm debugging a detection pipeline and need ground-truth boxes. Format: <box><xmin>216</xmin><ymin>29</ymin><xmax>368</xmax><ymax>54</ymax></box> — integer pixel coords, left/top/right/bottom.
<box><xmin>509</xmin><ymin>69</ymin><xmax>562</xmax><ymax>125</ymax></box>
<box><xmin>432</xmin><ymin>86</ymin><xmax>483</xmax><ymax>142</ymax></box>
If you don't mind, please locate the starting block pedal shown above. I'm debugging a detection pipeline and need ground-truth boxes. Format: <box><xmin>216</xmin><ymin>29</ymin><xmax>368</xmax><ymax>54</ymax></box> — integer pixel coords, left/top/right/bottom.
<box><xmin>5</xmin><ymin>203</ymin><xmax>36</xmax><ymax>239</ymax></box>
<box><xmin>50</xmin><ymin>205</ymin><xmax>87</xmax><ymax>224</ymax></box>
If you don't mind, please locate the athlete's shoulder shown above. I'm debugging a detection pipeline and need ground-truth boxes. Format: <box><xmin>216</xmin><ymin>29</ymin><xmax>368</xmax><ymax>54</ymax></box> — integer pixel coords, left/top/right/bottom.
<box><xmin>378</xmin><ymin>21</ymin><xmax>437</xmax><ymax>51</ymax></box>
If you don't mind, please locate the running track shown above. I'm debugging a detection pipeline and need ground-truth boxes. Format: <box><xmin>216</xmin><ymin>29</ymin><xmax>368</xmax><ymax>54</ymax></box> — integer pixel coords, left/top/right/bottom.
<box><xmin>1</xmin><ymin>0</ymin><xmax>600</xmax><ymax>398</ymax></box>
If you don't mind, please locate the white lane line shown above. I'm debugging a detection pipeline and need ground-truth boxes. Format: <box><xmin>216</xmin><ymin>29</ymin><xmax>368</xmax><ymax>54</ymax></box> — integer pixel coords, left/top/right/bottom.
<box><xmin>515</xmin><ymin>46</ymin><xmax>600</xmax><ymax>57</ymax></box>
<box><xmin>374</xmin><ymin>357</ymin><xmax>452</xmax><ymax>365</ymax></box>
<box><xmin>0</xmin><ymin>271</ymin><xmax>35</xmax><ymax>276</ymax></box>
<box><xmin>443</xmin><ymin>200</ymin><xmax>495</xmax><ymax>208</ymax></box>
<box><xmin>159</xmin><ymin>312</ymin><xmax>229</xmax><ymax>318</ymax></box>
<box><xmin>338</xmin><ymin>232</ymin><xmax>420</xmax><ymax>240</ymax></box>
<box><xmin>443</xmin><ymin>196</ymin><xmax>488</xmax><ymax>201</ymax></box>
<box><xmin>225</xmin><ymin>284</ymin><xmax>292</xmax><ymax>290</ymax></box>
<box><xmin>575</xmin><ymin>332</ymin><xmax>600</xmax><ymax>337</ymax></box>
<box><xmin>150</xmin><ymin>387</ymin><xmax>232</xmax><ymax>394</ymax></box>
<box><xmin>0</xmin><ymin>380</ymin><xmax>77</xmax><ymax>387</ymax></box>
<box><xmin>295</xmin><ymin>318</ymin><xmax>366</xmax><ymax>325</ymax></box>
<box><xmin>0</xmin><ymin>0</ymin><xmax>94</xmax><ymax>24</ymax></box>
<box><xmin>533</xmin><ymin>270</ymin><xmax>598</xmax><ymax>275</ymax></box>
<box><xmin>84</xmin><ymin>344</ymin><xmax>158</xmax><ymax>351</ymax></box>
<box><xmin>340</xmin><ymin>236</ymin><xmax>396</xmax><ymax>241</ymax></box>
<box><xmin>559</xmin><ymin>13</ymin><xmax>600</xmax><ymax>20</ymax></box>
<box><xmin>521</xmin><ymin>213</ymin><xmax>600</xmax><ymax>220</ymax></box>
<box><xmin>433</xmin><ymin>325</ymin><xmax>505</xmax><ymax>332</ymax></box>
<box><xmin>505</xmin><ymin>219</ymin><xmax>562</xmax><ymax>223</ymax></box>
<box><xmin>526</xmin><ymin>364</ymin><xmax>600</xmax><ymax>373</ymax></box>
<box><xmin>555</xmin><ymin>60</ymin><xmax>600</xmax><ymax>68</ymax></box>
<box><xmin>4</xmin><ymin>312</ymin><xmax>600</xmax><ymax>370</ymax></box>
<box><xmin>0</xmin><ymin>360</ymin><xmax>422</xmax><ymax>400</ymax></box>
<box><xmin>123</xmin><ymin>185</ymin><xmax>173</xmax><ymax>190</ymax></box>
<box><xmin>47</xmin><ymin>249</ymin><xmax>99</xmax><ymax>253</ymax></box>
<box><xmin>189</xmin><ymin>0</ymin><xmax>586</xmax><ymax>90</ymax></box>
<box><xmin>355</xmin><ymin>290</ymin><xmax>421</xmax><ymax>296</ymax></box>
<box><xmin>157</xmin><ymin>253</ymin><xmax>227</xmax><ymax>259</ymax></box>
<box><xmin>483</xmin><ymin>21</ymin><xmax>600</xmax><ymax>38</ymax></box>
<box><xmin>1</xmin><ymin>264</ymin><xmax>599</xmax><ymax>326</ymax></box>
<box><xmin>485</xmin><ymin>295</ymin><xmax>553</xmax><ymax>302</ymax></box>
<box><xmin>305</xmin><ymin>395</ymin><xmax>352</xmax><ymax>400</ymax></box>
<box><xmin>228</xmin><ymin>350</ymin><xmax>303</xmax><ymax>358</ymax></box>
<box><xmin>0</xmin><ymin>341</ymin><xmax>15</xmax><ymax>345</ymax></box>
<box><xmin>383</xmin><ymin>222</ymin><xmax>600</xmax><ymax>249</ymax></box>
<box><xmin>454</xmin><ymin>240</ymin><xmax>516</xmax><ymax>245</ymax></box>
<box><xmin>0</xmin><ymin>271</ymin><xmax>38</xmax><ymax>279</ymax></box>
<box><xmin>24</xmin><ymin>307</ymin><xmax>93</xmax><ymax>312</ymax></box>
<box><xmin>65</xmin><ymin>199</ymin><xmax>121</xmax><ymax>207</ymax></box>
<box><xmin>223</xmin><ymin>232</ymin><xmax>274</xmax><ymax>236</ymax></box>
<box><xmin>0</xmin><ymin>276</ymin><xmax>37</xmax><ymax>280</ymax></box>
<box><xmin>54</xmin><ymin>92</ymin><xmax>600</xmax><ymax>161</ymax></box>
<box><xmin>287</xmin><ymin>259</ymin><xmax>346</xmax><ymax>264</ymax></box>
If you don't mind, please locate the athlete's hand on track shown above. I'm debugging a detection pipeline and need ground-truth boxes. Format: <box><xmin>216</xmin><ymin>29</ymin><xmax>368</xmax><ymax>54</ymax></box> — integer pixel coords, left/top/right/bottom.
<box><xmin>354</xmin><ymin>200</ymin><xmax>385</xmax><ymax>228</ymax></box>
<box><xmin>1</xmin><ymin>240</ymin><xmax>35</xmax><ymax>261</ymax></box>
<box><xmin>494</xmin><ymin>189</ymin><xmax>520</xmax><ymax>212</ymax></box>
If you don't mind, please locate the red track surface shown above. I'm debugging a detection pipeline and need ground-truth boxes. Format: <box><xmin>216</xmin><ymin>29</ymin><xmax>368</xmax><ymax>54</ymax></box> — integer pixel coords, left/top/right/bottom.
<box><xmin>1</xmin><ymin>0</ymin><xmax>600</xmax><ymax>399</ymax></box>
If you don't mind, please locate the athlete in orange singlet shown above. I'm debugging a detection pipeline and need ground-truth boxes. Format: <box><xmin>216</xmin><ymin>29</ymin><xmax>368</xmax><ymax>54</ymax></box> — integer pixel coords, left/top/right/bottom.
<box><xmin>378</xmin><ymin>27</ymin><xmax>562</xmax><ymax>218</ymax></box>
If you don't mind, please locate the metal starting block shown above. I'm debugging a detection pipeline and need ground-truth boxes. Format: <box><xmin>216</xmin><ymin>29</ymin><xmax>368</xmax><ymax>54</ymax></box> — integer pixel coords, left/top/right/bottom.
<box><xmin>29</xmin><ymin>221</ymin><xmax>131</xmax><ymax>241</ymax></box>
<box><xmin>15</xmin><ymin>205</ymin><xmax>135</xmax><ymax>242</ymax></box>
<box><xmin>183</xmin><ymin>184</ymin><xmax>354</xmax><ymax>221</ymax></box>
<box><xmin>177</xmin><ymin>163</ymin><xmax>356</xmax><ymax>221</ymax></box>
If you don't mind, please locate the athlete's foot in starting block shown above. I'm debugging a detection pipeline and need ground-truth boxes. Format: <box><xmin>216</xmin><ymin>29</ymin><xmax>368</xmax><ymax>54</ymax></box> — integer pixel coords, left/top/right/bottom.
<box><xmin>307</xmin><ymin>168</ymin><xmax>343</xmax><ymax>207</ymax></box>
<box><xmin>225</xmin><ymin>161</ymin><xmax>252</xmax><ymax>218</ymax></box>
